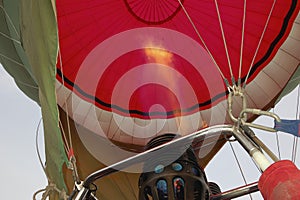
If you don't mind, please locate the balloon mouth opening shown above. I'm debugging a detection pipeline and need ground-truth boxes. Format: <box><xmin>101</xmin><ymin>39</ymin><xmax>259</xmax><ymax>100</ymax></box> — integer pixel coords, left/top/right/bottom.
<box><xmin>138</xmin><ymin>134</ymin><xmax>220</xmax><ymax>200</ymax></box>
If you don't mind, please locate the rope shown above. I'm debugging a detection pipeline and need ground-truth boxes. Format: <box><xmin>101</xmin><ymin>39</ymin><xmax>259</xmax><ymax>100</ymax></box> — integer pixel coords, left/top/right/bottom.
<box><xmin>292</xmin><ymin>85</ymin><xmax>300</xmax><ymax>163</ymax></box>
<box><xmin>58</xmin><ymin>120</ymin><xmax>81</xmax><ymax>184</ymax></box>
<box><xmin>243</xmin><ymin>0</ymin><xmax>277</xmax><ymax>87</ymax></box>
<box><xmin>34</xmin><ymin>119</ymin><xmax>68</xmax><ymax>200</ymax></box>
<box><xmin>271</xmin><ymin>107</ymin><xmax>282</xmax><ymax>160</ymax></box>
<box><xmin>275</xmin><ymin>131</ymin><xmax>282</xmax><ymax>160</ymax></box>
<box><xmin>238</xmin><ymin>0</ymin><xmax>247</xmax><ymax>85</ymax></box>
<box><xmin>228</xmin><ymin>141</ymin><xmax>253</xmax><ymax>200</ymax></box>
<box><xmin>57</xmin><ymin>45</ymin><xmax>81</xmax><ymax>183</ymax></box>
<box><xmin>57</xmin><ymin>49</ymin><xmax>74</xmax><ymax>153</ymax></box>
<box><xmin>33</xmin><ymin>183</ymin><xmax>68</xmax><ymax>200</ymax></box>
<box><xmin>35</xmin><ymin>118</ymin><xmax>49</xmax><ymax>180</ymax></box>
<box><xmin>176</xmin><ymin>0</ymin><xmax>226</xmax><ymax>80</ymax></box>
<box><xmin>59</xmin><ymin>120</ymin><xmax>70</xmax><ymax>153</ymax></box>
<box><xmin>33</xmin><ymin>6</ymin><xmax>81</xmax><ymax>187</ymax></box>
<box><xmin>56</xmin><ymin>15</ymin><xmax>81</xmax><ymax>181</ymax></box>
<box><xmin>214</xmin><ymin>0</ymin><xmax>234</xmax><ymax>81</ymax></box>
<box><xmin>296</xmin><ymin>85</ymin><xmax>300</xmax><ymax>119</ymax></box>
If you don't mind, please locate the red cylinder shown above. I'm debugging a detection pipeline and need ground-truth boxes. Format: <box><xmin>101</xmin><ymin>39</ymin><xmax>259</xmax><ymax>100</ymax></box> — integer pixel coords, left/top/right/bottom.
<box><xmin>258</xmin><ymin>160</ymin><xmax>300</xmax><ymax>200</ymax></box>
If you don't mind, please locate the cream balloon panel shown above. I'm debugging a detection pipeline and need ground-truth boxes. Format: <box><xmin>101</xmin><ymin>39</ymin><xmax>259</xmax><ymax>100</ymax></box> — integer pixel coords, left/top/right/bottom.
<box><xmin>57</xmin><ymin>80</ymin><xmax>206</xmax><ymax>146</ymax></box>
<box><xmin>242</xmin><ymin>13</ymin><xmax>300</xmax><ymax>112</ymax></box>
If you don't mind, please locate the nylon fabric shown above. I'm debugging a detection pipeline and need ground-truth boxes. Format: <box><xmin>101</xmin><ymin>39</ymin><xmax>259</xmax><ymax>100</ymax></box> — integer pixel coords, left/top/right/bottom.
<box><xmin>0</xmin><ymin>0</ymin><xmax>39</xmax><ymax>103</ymax></box>
<box><xmin>19</xmin><ymin>0</ymin><xmax>68</xmax><ymax>195</ymax></box>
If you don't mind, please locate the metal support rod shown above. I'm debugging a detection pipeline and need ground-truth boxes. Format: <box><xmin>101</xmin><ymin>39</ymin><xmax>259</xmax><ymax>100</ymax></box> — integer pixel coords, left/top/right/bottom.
<box><xmin>232</xmin><ymin>126</ymin><xmax>272</xmax><ymax>171</ymax></box>
<box><xmin>252</xmin><ymin>136</ymin><xmax>279</xmax><ymax>162</ymax></box>
<box><xmin>240</xmin><ymin>108</ymin><xmax>281</xmax><ymax>132</ymax></box>
<box><xmin>242</xmin><ymin>125</ymin><xmax>279</xmax><ymax>162</ymax></box>
<box><xmin>210</xmin><ymin>182</ymin><xmax>259</xmax><ymax>200</ymax></box>
<box><xmin>74</xmin><ymin>187</ymin><xmax>89</xmax><ymax>200</ymax></box>
<box><xmin>73</xmin><ymin>184</ymin><xmax>99</xmax><ymax>200</ymax></box>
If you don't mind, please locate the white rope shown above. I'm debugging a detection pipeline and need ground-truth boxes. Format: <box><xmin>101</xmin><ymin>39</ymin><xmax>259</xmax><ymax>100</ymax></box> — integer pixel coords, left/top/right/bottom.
<box><xmin>59</xmin><ymin>120</ymin><xmax>71</xmax><ymax>153</ymax></box>
<box><xmin>33</xmin><ymin>3</ymin><xmax>75</xmax><ymax>165</ymax></box>
<box><xmin>57</xmin><ymin>42</ymin><xmax>81</xmax><ymax>183</ymax></box>
<box><xmin>35</xmin><ymin>118</ymin><xmax>49</xmax><ymax>179</ymax></box>
<box><xmin>52</xmin><ymin>4</ymin><xmax>74</xmax><ymax>156</ymax></box>
<box><xmin>214</xmin><ymin>0</ymin><xmax>234</xmax><ymax>81</ymax></box>
<box><xmin>292</xmin><ymin>84</ymin><xmax>300</xmax><ymax>163</ymax></box>
<box><xmin>33</xmin><ymin>183</ymin><xmax>68</xmax><ymax>200</ymax></box>
<box><xmin>238</xmin><ymin>0</ymin><xmax>247</xmax><ymax>84</ymax></box>
<box><xmin>57</xmin><ymin>51</ymin><xmax>82</xmax><ymax>185</ymax></box>
<box><xmin>32</xmin><ymin>188</ymin><xmax>46</xmax><ymax>200</ymax></box>
<box><xmin>228</xmin><ymin>141</ymin><xmax>254</xmax><ymax>200</ymax></box>
<box><xmin>176</xmin><ymin>0</ymin><xmax>226</xmax><ymax>80</ymax></box>
<box><xmin>271</xmin><ymin>106</ymin><xmax>282</xmax><ymax>160</ymax></box>
<box><xmin>57</xmin><ymin>49</ymin><xmax>74</xmax><ymax>153</ymax></box>
<box><xmin>34</xmin><ymin>118</ymin><xmax>68</xmax><ymax>200</ymax></box>
<box><xmin>243</xmin><ymin>0</ymin><xmax>277</xmax><ymax>87</ymax></box>
<box><xmin>275</xmin><ymin>131</ymin><xmax>281</xmax><ymax>160</ymax></box>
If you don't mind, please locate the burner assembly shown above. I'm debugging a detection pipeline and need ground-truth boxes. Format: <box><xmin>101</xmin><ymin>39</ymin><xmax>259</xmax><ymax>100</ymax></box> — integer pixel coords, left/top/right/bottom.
<box><xmin>138</xmin><ymin>134</ymin><xmax>220</xmax><ymax>200</ymax></box>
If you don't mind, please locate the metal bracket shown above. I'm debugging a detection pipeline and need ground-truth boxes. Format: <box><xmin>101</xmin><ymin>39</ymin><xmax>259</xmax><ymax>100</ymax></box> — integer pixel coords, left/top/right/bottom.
<box><xmin>227</xmin><ymin>86</ymin><xmax>247</xmax><ymax>123</ymax></box>
<box><xmin>239</xmin><ymin>108</ymin><xmax>281</xmax><ymax>132</ymax></box>
<box><xmin>227</xmin><ymin>87</ymin><xmax>281</xmax><ymax>132</ymax></box>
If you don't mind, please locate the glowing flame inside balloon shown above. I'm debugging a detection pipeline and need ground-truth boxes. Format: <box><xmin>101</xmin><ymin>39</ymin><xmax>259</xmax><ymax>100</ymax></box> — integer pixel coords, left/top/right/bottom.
<box><xmin>142</xmin><ymin>45</ymin><xmax>184</xmax><ymax>118</ymax></box>
<box><xmin>145</xmin><ymin>47</ymin><xmax>174</xmax><ymax>67</ymax></box>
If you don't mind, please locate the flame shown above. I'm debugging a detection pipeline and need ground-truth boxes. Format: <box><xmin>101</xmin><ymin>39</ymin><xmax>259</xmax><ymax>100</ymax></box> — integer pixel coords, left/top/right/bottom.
<box><xmin>142</xmin><ymin>42</ymin><xmax>183</xmax><ymax>118</ymax></box>
<box><xmin>144</xmin><ymin>43</ymin><xmax>174</xmax><ymax>66</ymax></box>
<box><xmin>144</xmin><ymin>45</ymin><xmax>176</xmax><ymax>89</ymax></box>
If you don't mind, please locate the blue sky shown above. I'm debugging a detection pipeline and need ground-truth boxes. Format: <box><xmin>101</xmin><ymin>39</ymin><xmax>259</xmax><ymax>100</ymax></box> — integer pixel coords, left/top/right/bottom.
<box><xmin>0</xmin><ymin>63</ymin><xmax>299</xmax><ymax>199</ymax></box>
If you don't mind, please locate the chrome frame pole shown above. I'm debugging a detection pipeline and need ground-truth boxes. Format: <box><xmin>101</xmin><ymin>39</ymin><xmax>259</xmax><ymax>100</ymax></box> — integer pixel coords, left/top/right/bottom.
<box><xmin>210</xmin><ymin>182</ymin><xmax>259</xmax><ymax>200</ymax></box>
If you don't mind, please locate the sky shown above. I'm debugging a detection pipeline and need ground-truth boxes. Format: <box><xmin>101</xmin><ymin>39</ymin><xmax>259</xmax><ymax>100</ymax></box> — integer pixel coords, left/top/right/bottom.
<box><xmin>0</xmin><ymin>65</ymin><xmax>47</xmax><ymax>199</ymax></box>
<box><xmin>0</xmin><ymin>63</ymin><xmax>299</xmax><ymax>200</ymax></box>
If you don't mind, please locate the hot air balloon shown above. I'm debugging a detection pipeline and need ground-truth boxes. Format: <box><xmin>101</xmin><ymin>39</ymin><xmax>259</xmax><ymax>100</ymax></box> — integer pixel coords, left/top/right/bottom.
<box><xmin>1</xmin><ymin>0</ymin><xmax>300</xmax><ymax>199</ymax></box>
